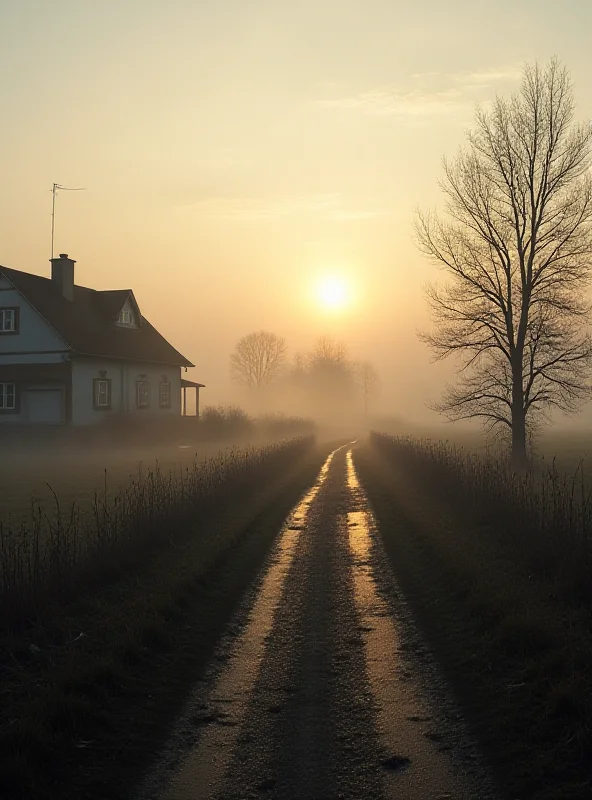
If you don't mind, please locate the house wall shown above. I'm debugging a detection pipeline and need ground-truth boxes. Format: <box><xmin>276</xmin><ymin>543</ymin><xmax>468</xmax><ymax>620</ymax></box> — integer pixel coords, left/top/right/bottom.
<box><xmin>0</xmin><ymin>277</ymin><xmax>70</xmax><ymax>424</ymax></box>
<box><xmin>0</xmin><ymin>277</ymin><xmax>69</xmax><ymax>361</ymax></box>
<box><xmin>0</xmin><ymin>383</ymin><xmax>66</xmax><ymax>425</ymax></box>
<box><xmin>71</xmin><ymin>357</ymin><xmax>181</xmax><ymax>426</ymax></box>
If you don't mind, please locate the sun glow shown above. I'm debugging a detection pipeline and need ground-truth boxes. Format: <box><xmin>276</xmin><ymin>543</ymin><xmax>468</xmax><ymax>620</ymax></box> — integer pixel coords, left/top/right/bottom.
<box><xmin>315</xmin><ymin>275</ymin><xmax>350</xmax><ymax>311</ymax></box>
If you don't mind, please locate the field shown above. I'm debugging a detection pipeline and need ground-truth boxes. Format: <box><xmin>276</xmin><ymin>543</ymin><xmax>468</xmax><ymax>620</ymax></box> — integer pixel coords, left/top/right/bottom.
<box><xmin>0</xmin><ymin>436</ymin><xmax>290</xmax><ymax>526</ymax></box>
<box><xmin>395</xmin><ymin>423</ymin><xmax>592</xmax><ymax>477</ymax></box>
<box><xmin>1</xmin><ymin>427</ymin><xmax>592</xmax><ymax>798</ymax></box>
<box><xmin>4</xmin><ymin>424</ymin><xmax>592</xmax><ymax>529</ymax></box>
<box><xmin>0</xmin><ymin>434</ymin><xmax>333</xmax><ymax>798</ymax></box>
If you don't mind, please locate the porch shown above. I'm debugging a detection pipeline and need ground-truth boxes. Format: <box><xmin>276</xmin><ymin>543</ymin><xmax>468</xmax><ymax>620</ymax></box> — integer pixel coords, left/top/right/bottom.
<box><xmin>181</xmin><ymin>378</ymin><xmax>205</xmax><ymax>418</ymax></box>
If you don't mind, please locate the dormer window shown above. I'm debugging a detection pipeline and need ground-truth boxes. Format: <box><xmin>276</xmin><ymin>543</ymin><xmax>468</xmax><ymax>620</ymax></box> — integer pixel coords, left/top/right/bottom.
<box><xmin>115</xmin><ymin>295</ymin><xmax>139</xmax><ymax>328</ymax></box>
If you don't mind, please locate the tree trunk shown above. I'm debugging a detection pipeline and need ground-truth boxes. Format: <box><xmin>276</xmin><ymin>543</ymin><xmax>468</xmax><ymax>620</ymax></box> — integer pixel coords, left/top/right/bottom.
<box><xmin>510</xmin><ymin>386</ymin><xmax>527</xmax><ymax>470</ymax></box>
<box><xmin>510</xmin><ymin>354</ymin><xmax>528</xmax><ymax>470</ymax></box>
<box><xmin>510</xmin><ymin>404</ymin><xmax>527</xmax><ymax>470</ymax></box>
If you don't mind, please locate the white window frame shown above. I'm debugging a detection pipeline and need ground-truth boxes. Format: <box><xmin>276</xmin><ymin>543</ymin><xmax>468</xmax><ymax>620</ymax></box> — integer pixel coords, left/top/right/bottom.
<box><xmin>136</xmin><ymin>380</ymin><xmax>150</xmax><ymax>408</ymax></box>
<box><xmin>93</xmin><ymin>378</ymin><xmax>111</xmax><ymax>409</ymax></box>
<box><xmin>159</xmin><ymin>381</ymin><xmax>171</xmax><ymax>408</ymax></box>
<box><xmin>0</xmin><ymin>308</ymin><xmax>17</xmax><ymax>332</ymax></box>
<box><xmin>0</xmin><ymin>382</ymin><xmax>16</xmax><ymax>410</ymax></box>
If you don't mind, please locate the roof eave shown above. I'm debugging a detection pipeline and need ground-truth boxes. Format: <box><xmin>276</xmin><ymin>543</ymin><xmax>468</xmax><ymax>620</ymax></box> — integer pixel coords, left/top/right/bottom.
<box><xmin>74</xmin><ymin>351</ymin><xmax>194</xmax><ymax>368</ymax></box>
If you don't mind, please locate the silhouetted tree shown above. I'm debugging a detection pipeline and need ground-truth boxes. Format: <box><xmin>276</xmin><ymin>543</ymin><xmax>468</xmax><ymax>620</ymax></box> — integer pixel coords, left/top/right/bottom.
<box><xmin>307</xmin><ymin>337</ymin><xmax>351</xmax><ymax>384</ymax></box>
<box><xmin>416</xmin><ymin>59</ymin><xmax>592</xmax><ymax>468</ymax></box>
<box><xmin>355</xmin><ymin>361</ymin><xmax>381</xmax><ymax>414</ymax></box>
<box><xmin>230</xmin><ymin>331</ymin><xmax>287</xmax><ymax>390</ymax></box>
<box><xmin>306</xmin><ymin>337</ymin><xmax>356</xmax><ymax>418</ymax></box>
<box><xmin>290</xmin><ymin>352</ymin><xmax>307</xmax><ymax>383</ymax></box>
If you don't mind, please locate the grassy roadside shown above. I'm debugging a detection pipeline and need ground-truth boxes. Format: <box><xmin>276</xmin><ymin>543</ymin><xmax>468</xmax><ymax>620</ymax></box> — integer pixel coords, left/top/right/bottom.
<box><xmin>0</xmin><ymin>440</ymin><xmax>336</xmax><ymax>800</ymax></box>
<box><xmin>353</xmin><ymin>440</ymin><xmax>592</xmax><ymax>800</ymax></box>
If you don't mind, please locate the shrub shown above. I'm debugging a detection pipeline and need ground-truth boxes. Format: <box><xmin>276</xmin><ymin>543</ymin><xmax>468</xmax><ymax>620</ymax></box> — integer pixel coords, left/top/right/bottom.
<box><xmin>200</xmin><ymin>405</ymin><xmax>253</xmax><ymax>438</ymax></box>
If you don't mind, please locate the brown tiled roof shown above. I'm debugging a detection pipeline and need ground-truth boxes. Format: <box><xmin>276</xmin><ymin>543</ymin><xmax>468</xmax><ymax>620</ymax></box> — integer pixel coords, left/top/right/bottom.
<box><xmin>0</xmin><ymin>266</ymin><xmax>194</xmax><ymax>367</ymax></box>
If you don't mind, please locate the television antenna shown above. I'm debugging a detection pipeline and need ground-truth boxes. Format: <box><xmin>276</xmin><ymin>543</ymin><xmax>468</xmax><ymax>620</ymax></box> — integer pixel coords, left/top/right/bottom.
<box><xmin>50</xmin><ymin>183</ymin><xmax>85</xmax><ymax>260</ymax></box>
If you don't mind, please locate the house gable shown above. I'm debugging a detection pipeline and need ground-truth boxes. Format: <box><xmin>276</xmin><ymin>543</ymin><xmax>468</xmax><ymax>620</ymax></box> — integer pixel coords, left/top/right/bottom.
<box><xmin>0</xmin><ymin>273</ymin><xmax>69</xmax><ymax>360</ymax></box>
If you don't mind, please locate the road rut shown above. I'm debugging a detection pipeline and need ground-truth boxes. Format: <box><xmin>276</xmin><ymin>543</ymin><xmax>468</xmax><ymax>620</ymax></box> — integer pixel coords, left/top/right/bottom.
<box><xmin>137</xmin><ymin>443</ymin><xmax>498</xmax><ymax>799</ymax></box>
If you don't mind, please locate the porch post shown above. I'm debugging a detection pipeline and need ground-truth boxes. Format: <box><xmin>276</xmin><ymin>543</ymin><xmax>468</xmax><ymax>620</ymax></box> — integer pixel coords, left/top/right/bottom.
<box><xmin>195</xmin><ymin>387</ymin><xmax>200</xmax><ymax>419</ymax></box>
<box><xmin>183</xmin><ymin>386</ymin><xmax>187</xmax><ymax>416</ymax></box>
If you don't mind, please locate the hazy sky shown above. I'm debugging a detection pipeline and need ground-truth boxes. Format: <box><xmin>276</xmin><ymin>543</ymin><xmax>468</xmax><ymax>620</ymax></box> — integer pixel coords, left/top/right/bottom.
<box><xmin>1</xmin><ymin>1</ymin><xmax>592</xmax><ymax>420</ymax></box>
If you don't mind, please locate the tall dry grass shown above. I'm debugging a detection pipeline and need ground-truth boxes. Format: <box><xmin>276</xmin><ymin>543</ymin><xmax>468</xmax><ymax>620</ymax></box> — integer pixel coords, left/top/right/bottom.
<box><xmin>371</xmin><ymin>432</ymin><xmax>592</xmax><ymax>605</ymax></box>
<box><xmin>0</xmin><ymin>437</ymin><xmax>312</xmax><ymax>631</ymax></box>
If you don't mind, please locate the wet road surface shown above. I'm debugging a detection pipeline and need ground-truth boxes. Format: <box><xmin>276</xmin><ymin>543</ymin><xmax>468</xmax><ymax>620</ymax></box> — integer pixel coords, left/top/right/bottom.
<box><xmin>137</xmin><ymin>443</ymin><xmax>498</xmax><ymax>800</ymax></box>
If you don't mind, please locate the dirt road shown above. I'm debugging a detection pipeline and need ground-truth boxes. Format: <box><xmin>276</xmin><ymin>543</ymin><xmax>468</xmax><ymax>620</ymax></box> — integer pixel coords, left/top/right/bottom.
<box><xmin>137</xmin><ymin>443</ymin><xmax>498</xmax><ymax>800</ymax></box>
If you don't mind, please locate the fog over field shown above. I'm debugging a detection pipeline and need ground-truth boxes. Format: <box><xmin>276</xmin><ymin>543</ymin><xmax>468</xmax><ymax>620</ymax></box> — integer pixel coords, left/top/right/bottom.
<box><xmin>2</xmin><ymin>1</ymin><xmax>592</xmax><ymax>439</ymax></box>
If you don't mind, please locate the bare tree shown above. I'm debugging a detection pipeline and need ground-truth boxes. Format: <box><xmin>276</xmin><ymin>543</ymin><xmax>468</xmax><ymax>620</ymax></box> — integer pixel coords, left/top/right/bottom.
<box><xmin>355</xmin><ymin>361</ymin><xmax>381</xmax><ymax>414</ymax></box>
<box><xmin>416</xmin><ymin>59</ymin><xmax>592</xmax><ymax>467</ymax></box>
<box><xmin>230</xmin><ymin>331</ymin><xmax>287</xmax><ymax>390</ymax></box>
<box><xmin>308</xmin><ymin>336</ymin><xmax>349</xmax><ymax>366</ymax></box>
<box><xmin>307</xmin><ymin>337</ymin><xmax>352</xmax><ymax>386</ymax></box>
<box><xmin>304</xmin><ymin>336</ymin><xmax>356</xmax><ymax>419</ymax></box>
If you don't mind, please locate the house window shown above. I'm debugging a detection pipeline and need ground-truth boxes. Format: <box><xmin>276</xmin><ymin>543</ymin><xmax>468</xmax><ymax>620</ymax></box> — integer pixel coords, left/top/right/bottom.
<box><xmin>136</xmin><ymin>380</ymin><xmax>150</xmax><ymax>408</ymax></box>
<box><xmin>0</xmin><ymin>307</ymin><xmax>18</xmax><ymax>334</ymax></box>
<box><xmin>93</xmin><ymin>378</ymin><xmax>112</xmax><ymax>409</ymax></box>
<box><xmin>159</xmin><ymin>381</ymin><xmax>171</xmax><ymax>408</ymax></box>
<box><xmin>118</xmin><ymin>310</ymin><xmax>132</xmax><ymax>324</ymax></box>
<box><xmin>0</xmin><ymin>383</ymin><xmax>16</xmax><ymax>411</ymax></box>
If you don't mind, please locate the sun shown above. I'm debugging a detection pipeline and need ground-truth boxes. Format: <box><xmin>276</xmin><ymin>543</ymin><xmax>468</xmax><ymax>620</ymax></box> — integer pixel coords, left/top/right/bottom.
<box><xmin>315</xmin><ymin>275</ymin><xmax>350</xmax><ymax>311</ymax></box>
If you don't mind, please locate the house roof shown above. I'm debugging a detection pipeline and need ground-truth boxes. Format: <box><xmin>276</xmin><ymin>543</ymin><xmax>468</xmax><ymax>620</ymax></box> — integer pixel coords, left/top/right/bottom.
<box><xmin>0</xmin><ymin>266</ymin><xmax>194</xmax><ymax>367</ymax></box>
<box><xmin>181</xmin><ymin>378</ymin><xmax>206</xmax><ymax>388</ymax></box>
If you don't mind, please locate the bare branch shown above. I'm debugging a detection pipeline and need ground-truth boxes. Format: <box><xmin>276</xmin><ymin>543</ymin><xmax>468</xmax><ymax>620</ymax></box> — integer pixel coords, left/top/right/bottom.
<box><xmin>416</xmin><ymin>59</ymin><xmax>592</xmax><ymax>462</ymax></box>
<box><xmin>230</xmin><ymin>331</ymin><xmax>287</xmax><ymax>389</ymax></box>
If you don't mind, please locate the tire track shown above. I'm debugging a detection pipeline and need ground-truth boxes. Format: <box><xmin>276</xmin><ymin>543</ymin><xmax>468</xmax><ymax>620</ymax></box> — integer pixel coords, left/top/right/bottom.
<box><xmin>346</xmin><ymin>446</ymin><xmax>497</xmax><ymax>799</ymax></box>
<box><xmin>136</xmin><ymin>445</ymin><xmax>346</xmax><ymax>800</ymax></box>
<box><xmin>216</xmin><ymin>446</ymin><xmax>383</xmax><ymax>799</ymax></box>
<box><xmin>138</xmin><ymin>442</ymin><xmax>498</xmax><ymax>799</ymax></box>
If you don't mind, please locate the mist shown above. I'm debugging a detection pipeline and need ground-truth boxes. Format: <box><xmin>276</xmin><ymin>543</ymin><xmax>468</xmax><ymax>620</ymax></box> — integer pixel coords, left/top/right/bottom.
<box><xmin>1</xmin><ymin>1</ymin><xmax>591</xmax><ymax>444</ymax></box>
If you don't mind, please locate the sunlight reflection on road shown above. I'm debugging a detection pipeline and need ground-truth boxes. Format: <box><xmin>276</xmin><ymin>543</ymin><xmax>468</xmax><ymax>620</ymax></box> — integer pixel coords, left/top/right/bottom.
<box><xmin>157</xmin><ymin>445</ymin><xmax>343</xmax><ymax>800</ymax></box>
<box><xmin>346</xmin><ymin>447</ymin><xmax>472</xmax><ymax>799</ymax></box>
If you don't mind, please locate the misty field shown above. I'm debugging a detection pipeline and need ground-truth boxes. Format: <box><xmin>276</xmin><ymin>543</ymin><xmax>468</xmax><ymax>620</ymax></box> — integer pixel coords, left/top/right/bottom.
<box><xmin>0</xmin><ymin>441</ymin><xmax>244</xmax><ymax>525</ymax></box>
<box><xmin>0</xmin><ymin>436</ymin><xmax>316</xmax><ymax>631</ymax></box>
<box><xmin>4</xmin><ymin>425</ymin><xmax>592</xmax><ymax>526</ymax></box>
<box><xmin>0</xmin><ymin>435</ymin><xmax>328</xmax><ymax>798</ymax></box>
<box><xmin>401</xmin><ymin>424</ymin><xmax>592</xmax><ymax>480</ymax></box>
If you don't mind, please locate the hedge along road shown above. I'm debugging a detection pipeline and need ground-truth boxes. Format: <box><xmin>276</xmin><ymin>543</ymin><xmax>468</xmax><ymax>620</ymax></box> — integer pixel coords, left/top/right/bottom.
<box><xmin>136</xmin><ymin>443</ymin><xmax>499</xmax><ymax>800</ymax></box>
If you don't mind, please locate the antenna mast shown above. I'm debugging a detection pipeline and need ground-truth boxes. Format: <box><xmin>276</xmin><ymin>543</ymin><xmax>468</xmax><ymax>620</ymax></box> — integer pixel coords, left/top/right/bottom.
<box><xmin>51</xmin><ymin>183</ymin><xmax>85</xmax><ymax>260</ymax></box>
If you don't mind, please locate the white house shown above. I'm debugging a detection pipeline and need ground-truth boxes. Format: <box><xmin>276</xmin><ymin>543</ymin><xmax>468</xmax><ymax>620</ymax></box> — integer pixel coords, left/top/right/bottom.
<box><xmin>0</xmin><ymin>254</ymin><xmax>204</xmax><ymax>425</ymax></box>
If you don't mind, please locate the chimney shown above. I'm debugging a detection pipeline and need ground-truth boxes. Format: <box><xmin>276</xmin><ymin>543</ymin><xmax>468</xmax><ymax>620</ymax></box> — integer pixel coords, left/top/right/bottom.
<box><xmin>50</xmin><ymin>253</ymin><xmax>76</xmax><ymax>301</ymax></box>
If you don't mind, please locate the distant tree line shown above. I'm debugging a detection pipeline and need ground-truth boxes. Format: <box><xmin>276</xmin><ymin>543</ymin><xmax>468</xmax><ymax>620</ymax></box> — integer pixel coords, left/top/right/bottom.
<box><xmin>229</xmin><ymin>330</ymin><xmax>380</xmax><ymax>419</ymax></box>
